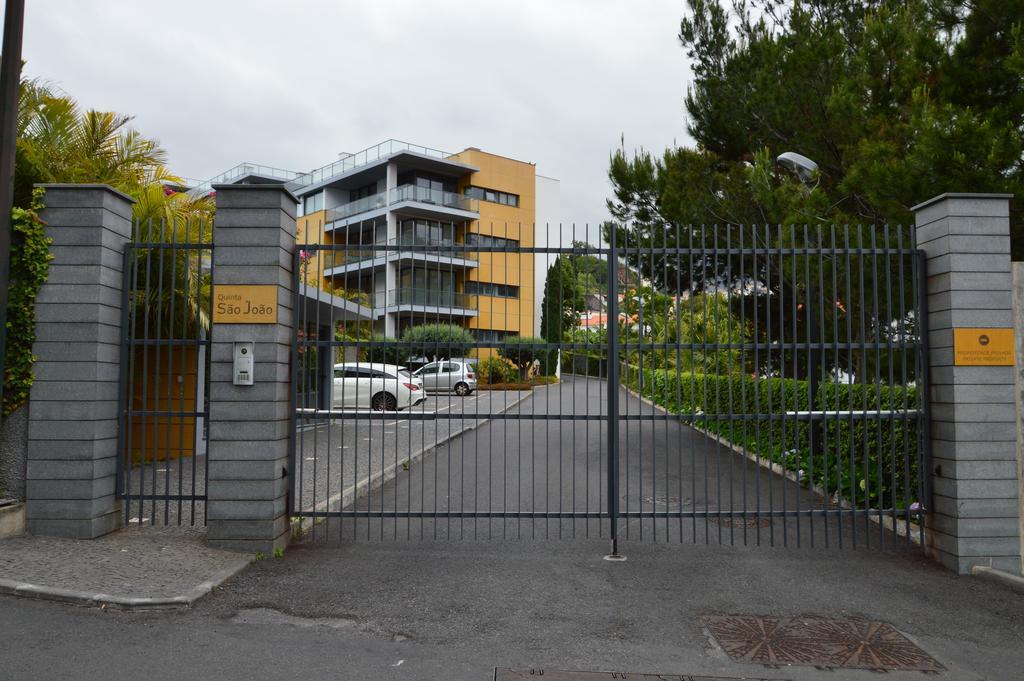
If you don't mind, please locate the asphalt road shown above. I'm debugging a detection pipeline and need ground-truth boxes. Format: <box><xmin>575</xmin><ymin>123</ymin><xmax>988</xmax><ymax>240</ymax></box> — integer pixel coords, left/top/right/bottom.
<box><xmin>6</xmin><ymin>377</ymin><xmax>1014</xmax><ymax>681</ymax></box>
<box><xmin>121</xmin><ymin>389</ymin><xmax>527</xmax><ymax>532</ymax></box>
<box><xmin>313</xmin><ymin>375</ymin><xmax>915</xmax><ymax>551</ymax></box>
<box><xmin>2</xmin><ymin>540</ymin><xmax>1022</xmax><ymax>681</ymax></box>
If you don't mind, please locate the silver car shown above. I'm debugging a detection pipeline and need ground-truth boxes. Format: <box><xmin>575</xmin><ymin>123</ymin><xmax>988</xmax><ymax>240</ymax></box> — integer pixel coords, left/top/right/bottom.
<box><xmin>413</xmin><ymin>359</ymin><xmax>477</xmax><ymax>396</ymax></box>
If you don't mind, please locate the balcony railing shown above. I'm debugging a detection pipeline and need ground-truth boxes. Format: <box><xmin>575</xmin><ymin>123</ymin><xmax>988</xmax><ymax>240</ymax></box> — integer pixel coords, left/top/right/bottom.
<box><xmin>321</xmin><ymin>238</ymin><xmax>477</xmax><ymax>270</ymax></box>
<box><xmin>328</xmin><ymin>184</ymin><xmax>478</xmax><ymax>223</ymax></box>
<box><xmin>333</xmin><ymin>191</ymin><xmax>388</xmax><ymax>219</ymax></box>
<box><xmin>390</xmin><ymin>185</ymin><xmax>478</xmax><ymax>212</ymax></box>
<box><xmin>374</xmin><ymin>288</ymin><xmax>478</xmax><ymax>311</ymax></box>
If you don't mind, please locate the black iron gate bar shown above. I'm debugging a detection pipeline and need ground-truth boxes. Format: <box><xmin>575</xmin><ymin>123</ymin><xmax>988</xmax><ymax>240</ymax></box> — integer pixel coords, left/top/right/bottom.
<box><xmin>116</xmin><ymin>219</ymin><xmax>212</xmax><ymax>527</ymax></box>
<box><xmin>289</xmin><ymin>223</ymin><xmax>928</xmax><ymax>552</ymax></box>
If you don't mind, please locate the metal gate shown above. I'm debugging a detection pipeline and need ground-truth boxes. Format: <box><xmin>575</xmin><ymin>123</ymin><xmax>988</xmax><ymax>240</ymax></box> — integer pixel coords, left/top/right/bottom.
<box><xmin>290</xmin><ymin>220</ymin><xmax>929</xmax><ymax>552</ymax></box>
<box><xmin>116</xmin><ymin>217</ymin><xmax>212</xmax><ymax>526</ymax></box>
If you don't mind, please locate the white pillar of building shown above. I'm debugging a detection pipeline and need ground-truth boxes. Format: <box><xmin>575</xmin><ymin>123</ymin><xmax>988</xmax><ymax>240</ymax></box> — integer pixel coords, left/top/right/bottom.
<box><xmin>384</xmin><ymin>161</ymin><xmax>399</xmax><ymax>337</ymax></box>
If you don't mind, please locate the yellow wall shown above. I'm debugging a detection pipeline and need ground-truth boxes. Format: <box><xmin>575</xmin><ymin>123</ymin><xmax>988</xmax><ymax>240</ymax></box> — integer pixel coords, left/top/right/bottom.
<box><xmin>296</xmin><ymin>210</ymin><xmax>331</xmax><ymax>286</ymax></box>
<box><xmin>128</xmin><ymin>346</ymin><xmax>199</xmax><ymax>464</ymax></box>
<box><xmin>448</xmin><ymin>149</ymin><xmax>536</xmax><ymax>340</ymax></box>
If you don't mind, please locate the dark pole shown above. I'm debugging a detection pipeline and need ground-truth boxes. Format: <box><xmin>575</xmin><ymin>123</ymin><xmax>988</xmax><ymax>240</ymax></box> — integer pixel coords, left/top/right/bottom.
<box><xmin>0</xmin><ymin>0</ymin><xmax>27</xmax><ymax>405</ymax></box>
<box><xmin>605</xmin><ymin>226</ymin><xmax>622</xmax><ymax>559</ymax></box>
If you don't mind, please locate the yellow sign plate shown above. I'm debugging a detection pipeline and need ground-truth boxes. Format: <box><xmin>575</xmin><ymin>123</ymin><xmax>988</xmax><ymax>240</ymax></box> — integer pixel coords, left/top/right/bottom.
<box><xmin>213</xmin><ymin>285</ymin><xmax>278</xmax><ymax>324</ymax></box>
<box><xmin>953</xmin><ymin>328</ymin><xmax>1014</xmax><ymax>366</ymax></box>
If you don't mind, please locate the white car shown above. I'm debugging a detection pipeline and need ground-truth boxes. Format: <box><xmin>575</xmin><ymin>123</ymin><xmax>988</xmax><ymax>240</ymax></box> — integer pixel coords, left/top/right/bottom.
<box><xmin>332</xmin><ymin>362</ymin><xmax>425</xmax><ymax>411</ymax></box>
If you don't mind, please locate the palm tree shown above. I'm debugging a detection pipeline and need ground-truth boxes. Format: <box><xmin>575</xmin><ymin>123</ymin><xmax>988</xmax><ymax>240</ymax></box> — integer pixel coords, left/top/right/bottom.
<box><xmin>16</xmin><ymin>79</ymin><xmax>174</xmax><ymax>206</ymax></box>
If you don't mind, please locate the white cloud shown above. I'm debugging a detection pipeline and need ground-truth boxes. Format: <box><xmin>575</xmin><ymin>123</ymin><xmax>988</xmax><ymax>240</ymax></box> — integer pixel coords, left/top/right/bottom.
<box><xmin>17</xmin><ymin>0</ymin><xmax>693</xmax><ymax>222</ymax></box>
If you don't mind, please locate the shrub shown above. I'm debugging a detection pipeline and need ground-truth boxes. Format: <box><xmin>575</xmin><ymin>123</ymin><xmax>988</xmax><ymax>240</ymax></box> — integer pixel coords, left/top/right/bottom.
<box><xmin>402</xmin><ymin>323</ymin><xmax>474</xmax><ymax>359</ymax></box>
<box><xmin>497</xmin><ymin>336</ymin><xmax>549</xmax><ymax>381</ymax></box>
<box><xmin>624</xmin><ymin>366</ymin><xmax>921</xmax><ymax>511</ymax></box>
<box><xmin>363</xmin><ymin>335</ymin><xmax>403</xmax><ymax>365</ymax></box>
<box><xmin>477</xmin><ymin>356</ymin><xmax>518</xmax><ymax>385</ymax></box>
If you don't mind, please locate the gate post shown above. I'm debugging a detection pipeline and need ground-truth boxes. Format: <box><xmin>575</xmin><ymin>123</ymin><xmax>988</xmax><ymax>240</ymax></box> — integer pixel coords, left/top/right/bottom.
<box><xmin>913</xmin><ymin>193</ymin><xmax>1021</xmax><ymax>575</ymax></box>
<box><xmin>26</xmin><ymin>184</ymin><xmax>134</xmax><ymax>538</ymax></box>
<box><xmin>207</xmin><ymin>184</ymin><xmax>297</xmax><ymax>553</ymax></box>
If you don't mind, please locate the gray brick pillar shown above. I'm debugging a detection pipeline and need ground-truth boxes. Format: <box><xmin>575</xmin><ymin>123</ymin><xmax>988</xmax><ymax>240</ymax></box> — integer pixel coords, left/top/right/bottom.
<box><xmin>914</xmin><ymin>192</ymin><xmax>1021</xmax><ymax>575</ymax></box>
<box><xmin>27</xmin><ymin>184</ymin><xmax>135</xmax><ymax>538</ymax></box>
<box><xmin>206</xmin><ymin>184</ymin><xmax>296</xmax><ymax>553</ymax></box>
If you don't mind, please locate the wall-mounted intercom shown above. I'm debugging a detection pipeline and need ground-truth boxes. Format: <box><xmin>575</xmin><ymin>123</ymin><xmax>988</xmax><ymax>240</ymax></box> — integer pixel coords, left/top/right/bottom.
<box><xmin>233</xmin><ymin>342</ymin><xmax>254</xmax><ymax>386</ymax></box>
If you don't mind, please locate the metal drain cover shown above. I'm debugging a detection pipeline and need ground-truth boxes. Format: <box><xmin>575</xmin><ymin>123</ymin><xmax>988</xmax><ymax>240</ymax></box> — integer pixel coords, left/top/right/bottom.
<box><xmin>641</xmin><ymin>495</ymin><xmax>690</xmax><ymax>510</ymax></box>
<box><xmin>495</xmin><ymin>671</ymin><xmax>786</xmax><ymax>681</ymax></box>
<box><xmin>703</xmin><ymin>615</ymin><xmax>945</xmax><ymax>673</ymax></box>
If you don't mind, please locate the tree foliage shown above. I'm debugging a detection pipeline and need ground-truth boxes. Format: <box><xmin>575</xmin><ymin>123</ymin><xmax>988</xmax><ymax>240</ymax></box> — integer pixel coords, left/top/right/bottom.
<box><xmin>606</xmin><ymin>0</ymin><xmax>1022</xmax><ymax>381</ymax></box>
<box><xmin>5</xmin><ymin>74</ymin><xmax>212</xmax><ymax>411</ymax></box>
<box><xmin>401</xmin><ymin>323</ymin><xmax>475</xmax><ymax>359</ymax></box>
<box><xmin>610</xmin><ymin>0</ymin><xmax>1023</xmax><ymax>247</ymax></box>
<box><xmin>497</xmin><ymin>336</ymin><xmax>549</xmax><ymax>380</ymax></box>
<box><xmin>539</xmin><ymin>256</ymin><xmax>585</xmax><ymax>343</ymax></box>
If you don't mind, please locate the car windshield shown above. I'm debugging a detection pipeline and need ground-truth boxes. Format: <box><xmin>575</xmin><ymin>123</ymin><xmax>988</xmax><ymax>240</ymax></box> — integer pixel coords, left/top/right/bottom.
<box><xmin>398</xmin><ymin>369</ymin><xmax>412</xmax><ymax>378</ymax></box>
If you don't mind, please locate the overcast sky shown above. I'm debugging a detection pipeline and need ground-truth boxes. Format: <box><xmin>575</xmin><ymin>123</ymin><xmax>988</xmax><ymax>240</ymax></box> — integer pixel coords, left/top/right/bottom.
<box><xmin>13</xmin><ymin>0</ymin><xmax>693</xmax><ymax>223</ymax></box>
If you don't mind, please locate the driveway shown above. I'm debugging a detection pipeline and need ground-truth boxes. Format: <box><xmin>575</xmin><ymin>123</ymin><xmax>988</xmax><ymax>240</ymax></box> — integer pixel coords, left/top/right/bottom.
<box><xmin>313</xmin><ymin>375</ymin><xmax>915</xmax><ymax>551</ymax></box>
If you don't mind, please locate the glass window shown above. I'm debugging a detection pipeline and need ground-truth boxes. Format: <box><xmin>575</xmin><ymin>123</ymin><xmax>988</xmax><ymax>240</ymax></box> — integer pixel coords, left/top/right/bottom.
<box><xmin>420</xmin><ymin>364</ymin><xmax>439</xmax><ymax>374</ymax></box>
<box><xmin>463</xmin><ymin>185</ymin><xmax>519</xmax><ymax>207</ymax></box>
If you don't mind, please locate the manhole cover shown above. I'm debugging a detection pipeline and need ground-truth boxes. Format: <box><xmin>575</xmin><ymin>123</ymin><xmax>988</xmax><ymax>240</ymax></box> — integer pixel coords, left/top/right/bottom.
<box><xmin>641</xmin><ymin>495</ymin><xmax>690</xmax><ymax>510</ymax></box>
<box><xmin>702</xmin><ymin>615</ymin><xmax>945</xmax><ymax>673</ymax></box>
<box><xmin>495</xmin><ymin>670</ymin><xmax>787</xmax><ymax>681</ymax></box>
<box><xmin>709</xmin><ymin>516</ymin><xmax>772</xmax><ymax>529</ymax></box>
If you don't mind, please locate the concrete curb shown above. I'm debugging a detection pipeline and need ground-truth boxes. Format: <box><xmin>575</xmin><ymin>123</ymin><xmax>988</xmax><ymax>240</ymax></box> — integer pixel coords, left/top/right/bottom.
<box><xmin>971</xmin><ymin>566</ymin><xmax>1024</xmax><ymax>593</ymax></box>
<box><xmin>0</xmin><ymin>556</ymin><xmax>252</xmax><ymax>610</ymax></box>
<box><xmin>293</xmin><ymin>388</ymin><xmax>536</xmax><ymax>536</ymax></box>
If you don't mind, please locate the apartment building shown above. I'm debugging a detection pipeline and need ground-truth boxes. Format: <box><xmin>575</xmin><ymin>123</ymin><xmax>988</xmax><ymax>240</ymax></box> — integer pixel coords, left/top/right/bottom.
<box><xmin>198</xmin><ymin>140</ymin><xmax>559</xmax><ymax>343</ymax></box>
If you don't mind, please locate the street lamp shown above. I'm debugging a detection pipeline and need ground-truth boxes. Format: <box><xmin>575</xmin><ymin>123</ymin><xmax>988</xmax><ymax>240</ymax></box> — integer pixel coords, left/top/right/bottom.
<box><xmin>776</xmin><ymin>151</ymin><xmax>824</xmax><ymax>465</ymax></box>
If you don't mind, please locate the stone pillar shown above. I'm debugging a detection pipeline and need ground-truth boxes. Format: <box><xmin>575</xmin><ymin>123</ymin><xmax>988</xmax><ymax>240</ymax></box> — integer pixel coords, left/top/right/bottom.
<box><xmin>206</xmin><ymin>184</ymin><xmax>296</xmax><ymax>553</ymax></box>
<box><xmin>27</xmin><ymin>184</ymin><xmax>134</xmax><ymax>538</ymax></box>
<box><xmin>1012</xmin><ymin>263</ymin><xmax>1024</xmax><ymax>577</ymax></box>
<box><xmin>914</xmin><ymin>192</ymin><xmax>1021</xmax><ymax>575</ymax></box>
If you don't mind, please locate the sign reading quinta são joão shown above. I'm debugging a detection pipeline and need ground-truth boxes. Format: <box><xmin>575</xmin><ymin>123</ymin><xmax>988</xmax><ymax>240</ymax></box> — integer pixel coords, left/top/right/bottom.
<box><xmin>213</xmin><ymin>285</ymin><xmax>278</xmax><ymax>324</ymax></box>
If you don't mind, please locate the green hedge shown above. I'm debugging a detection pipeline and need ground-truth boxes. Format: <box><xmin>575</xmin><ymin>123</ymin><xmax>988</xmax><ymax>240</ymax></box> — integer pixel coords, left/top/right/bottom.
<box><xmin>624</xmin><ymin>366</ymin><xmax>922</xmax><ymax>510</ymax></box>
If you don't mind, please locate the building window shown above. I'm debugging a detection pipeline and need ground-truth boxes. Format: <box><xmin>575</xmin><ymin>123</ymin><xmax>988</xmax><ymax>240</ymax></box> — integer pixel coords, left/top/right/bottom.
<box><xmin>465</xmin><ymin>232</ymin><xmax>519</xmax><ymax>249</ymax></box>
<box><xmin>304</xmin><ymin>191</ymin><xmax>324</xmax><ymax>214</ymax></box>
<box><xmin>465</xmin><ymin>281</ymin><xmax>519</xmax><ymax>299</ymax></box>
<box><xmin>473</xmin><ymin>328</ymin><xmax>517</xmax><ymax>343</ymax></box>
<box><xmin>399</xmin><ymin>219</ymin><xmax>454</xmax><ymax>246</ymax></box>
<box><xmin>464</xmin><ymin>185</ymin><xmax>519</xmax><ymax>207</ymax></box>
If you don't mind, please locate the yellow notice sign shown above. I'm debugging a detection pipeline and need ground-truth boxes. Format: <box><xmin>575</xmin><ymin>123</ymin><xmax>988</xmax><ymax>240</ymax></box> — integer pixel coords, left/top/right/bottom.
<box><xmin>213</xmin><ymin>285</ymin><xmax>278</xmax><ymax>324</ymax></box>
<box><xmin>953</xmin><ymin>328</ymin><xmax>1014</xmax><ymax>366</ymax></box>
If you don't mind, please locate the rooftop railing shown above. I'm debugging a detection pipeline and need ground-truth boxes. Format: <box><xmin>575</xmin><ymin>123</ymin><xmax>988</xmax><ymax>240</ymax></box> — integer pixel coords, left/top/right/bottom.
<box><xmin>188</xmin><ymin>163</ymin><xmax>302</xmax><ymax>195</ymax></box>
<box><xmin>288</xmin><ymin>140</ymin><xmax>458</xmax><ymax>190</ymax></box>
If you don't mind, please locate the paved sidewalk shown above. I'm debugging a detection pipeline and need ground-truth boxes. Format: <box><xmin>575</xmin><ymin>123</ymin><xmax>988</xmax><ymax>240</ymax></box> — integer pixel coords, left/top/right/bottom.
<box><xmin>0</xmin><ymin>526</ymin><xmax>250</xmax><ymax>609</ymax></box>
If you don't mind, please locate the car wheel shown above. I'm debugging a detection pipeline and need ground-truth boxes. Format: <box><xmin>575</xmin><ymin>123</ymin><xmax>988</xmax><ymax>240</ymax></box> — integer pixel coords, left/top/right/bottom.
<box><xmin>454</xmin><ymin>382</ymin><xmax>470</xmax><ymax>396</ymax></box>
<box><xmin>371</xmin><ymin>392</ymin><xmax>397</xmax><ymax>411</ymax></box>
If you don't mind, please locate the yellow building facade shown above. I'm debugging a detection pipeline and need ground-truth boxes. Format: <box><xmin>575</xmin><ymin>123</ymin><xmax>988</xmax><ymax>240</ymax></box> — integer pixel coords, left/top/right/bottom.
<box><xmin>289</xmin><ymin>142</ymin><xmax>543</xmax><ymax>350</ymax></box>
